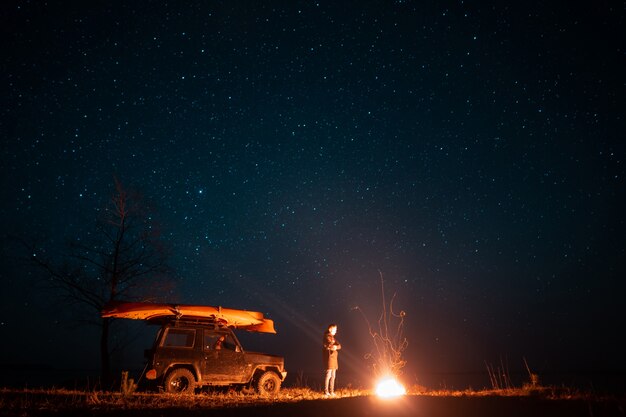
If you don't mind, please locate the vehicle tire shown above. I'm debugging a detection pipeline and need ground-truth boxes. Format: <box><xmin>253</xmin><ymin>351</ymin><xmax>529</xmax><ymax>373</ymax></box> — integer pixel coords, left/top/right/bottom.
<box><xmin>164</xmin><ymin>368</ymin><xmax>196</xmax><ymax>393</ymax></box>
<box><xmin>256</xmin><ymin>371</ymin><xmax>281</xmax><ymax>396</ymax></box>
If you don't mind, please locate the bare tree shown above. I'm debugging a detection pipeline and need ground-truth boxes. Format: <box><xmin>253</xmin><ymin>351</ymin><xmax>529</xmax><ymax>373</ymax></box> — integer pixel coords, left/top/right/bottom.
<box><xmin>27</xmin><ymin>178</ymin><xmax>173</xmax><ymax>387</ymax></box>
<box><xmin>354</xmin><ymin>272</ymin><xmax>408</xmax><ymax>378</ymax></box>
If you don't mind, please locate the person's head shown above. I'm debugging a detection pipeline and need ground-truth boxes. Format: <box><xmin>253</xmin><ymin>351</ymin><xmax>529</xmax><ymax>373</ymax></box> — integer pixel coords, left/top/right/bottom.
<box><xmin>327</xmin><ymin>324</ymin><xmax>337</xmax><ymax>335</ymax></box>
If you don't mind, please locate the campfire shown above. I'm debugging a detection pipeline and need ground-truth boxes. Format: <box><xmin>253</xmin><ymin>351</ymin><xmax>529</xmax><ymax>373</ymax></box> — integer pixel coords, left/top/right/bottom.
<box><xmin>375</xmin><ymin>376</ymin><xmax>406</xmax><ymax>398</ymax></box>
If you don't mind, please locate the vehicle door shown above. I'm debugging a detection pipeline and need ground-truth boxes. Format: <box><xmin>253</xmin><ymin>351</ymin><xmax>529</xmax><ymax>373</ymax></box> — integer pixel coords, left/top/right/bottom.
<box><xmin>201</xmin><ymin>330</ymin><xmax>247</xmax><ymax>383</ymax></box>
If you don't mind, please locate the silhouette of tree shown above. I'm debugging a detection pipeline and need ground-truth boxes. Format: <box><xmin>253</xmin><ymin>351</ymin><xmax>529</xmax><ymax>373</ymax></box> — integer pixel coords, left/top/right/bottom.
<box><xmin>26</xmin><ymin>178</ymin><xmax>174</xmax><ymax>387</ymax></box>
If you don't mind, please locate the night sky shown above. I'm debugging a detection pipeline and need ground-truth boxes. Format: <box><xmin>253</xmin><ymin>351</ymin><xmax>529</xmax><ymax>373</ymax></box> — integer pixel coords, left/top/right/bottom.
<box><xmin>1</xmin><ymin>1</ymin><xmax>624</xmax><ymax>389</ymax></box>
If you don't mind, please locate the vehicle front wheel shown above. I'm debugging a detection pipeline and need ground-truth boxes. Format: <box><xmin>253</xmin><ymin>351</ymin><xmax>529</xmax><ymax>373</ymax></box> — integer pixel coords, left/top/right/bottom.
<box><xmin>164</xmin><ymin>368</ymin><xmax>196</xmax><ymax>393</ymax></box>
<box><xmin>256</xmin><ymin>371</ymin><xmax>281</xmax><ymax>396</ymax></box>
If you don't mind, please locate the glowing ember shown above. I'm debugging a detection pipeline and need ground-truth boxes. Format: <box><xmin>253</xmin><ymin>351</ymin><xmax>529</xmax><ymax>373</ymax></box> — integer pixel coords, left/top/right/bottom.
<box><xmin>375</xmin><ymin>377</ymin><xmax>406</xmax><ymax>398</ymax></box>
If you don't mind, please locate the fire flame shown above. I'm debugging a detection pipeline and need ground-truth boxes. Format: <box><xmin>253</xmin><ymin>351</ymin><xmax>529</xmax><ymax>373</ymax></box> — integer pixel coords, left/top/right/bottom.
<box><xmin>375</xmin><ymin>376</ymin><xmax>406</xmax><ymax>398</ymax></box>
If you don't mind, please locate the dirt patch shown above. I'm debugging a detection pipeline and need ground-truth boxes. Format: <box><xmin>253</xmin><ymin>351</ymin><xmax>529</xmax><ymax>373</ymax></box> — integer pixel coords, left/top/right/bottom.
<box><xmin>177</xmin><ymin>396</ymin><xmax>622</xmax><ymax>417</ymax></box>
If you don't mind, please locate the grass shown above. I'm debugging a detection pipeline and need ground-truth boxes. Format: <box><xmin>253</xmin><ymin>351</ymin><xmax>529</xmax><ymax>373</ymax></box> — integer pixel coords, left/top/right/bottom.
<box><xmin>0</xmin><ymin>383</ymin><xmax>613</xmax><ymax>415</ymax></box>
<box><xmin>407</xmin><ymin>385</ymin><xmax>593</xmax><ymax>399</ymax></box>
<box><xmin>0</xmin><ymin>387</ymin><xmax>367</xmax><ymax>413</ymax></box>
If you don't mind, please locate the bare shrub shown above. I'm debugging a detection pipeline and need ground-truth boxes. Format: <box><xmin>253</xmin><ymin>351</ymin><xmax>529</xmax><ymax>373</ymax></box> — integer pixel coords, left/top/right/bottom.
<box><xmin>120</xmin><ymin>371</ymin><xmax>137</xmax><ymax>397</ymax></box>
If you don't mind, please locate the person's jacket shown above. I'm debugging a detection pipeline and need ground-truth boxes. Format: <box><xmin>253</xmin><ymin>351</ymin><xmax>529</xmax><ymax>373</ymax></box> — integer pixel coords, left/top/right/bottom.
<box><xmin>322</xmin><ymin>331</ymin><xmax>341</xmax><ymax>370</ymax></box>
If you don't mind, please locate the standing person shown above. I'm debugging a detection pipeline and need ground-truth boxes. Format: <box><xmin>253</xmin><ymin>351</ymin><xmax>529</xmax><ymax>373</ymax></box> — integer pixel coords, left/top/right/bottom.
<box><xmin>322</xmin><ymin>323</ymin><xmax>341</xmax><ymax>396</ymax></box>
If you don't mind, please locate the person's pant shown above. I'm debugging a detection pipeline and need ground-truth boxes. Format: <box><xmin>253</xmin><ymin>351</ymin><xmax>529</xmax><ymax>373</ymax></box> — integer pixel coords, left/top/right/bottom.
<box><xmin>324</xmin><ymin>368</ymin><xmax>337</xmax><ymax>394</ymax></box>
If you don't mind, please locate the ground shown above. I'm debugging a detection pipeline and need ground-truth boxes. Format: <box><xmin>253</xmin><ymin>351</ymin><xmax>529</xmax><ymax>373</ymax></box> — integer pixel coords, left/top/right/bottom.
<box><xmin>1</xmin><ymin>388</ymin><xmax>624</xmax><ymax>417</ymax></box>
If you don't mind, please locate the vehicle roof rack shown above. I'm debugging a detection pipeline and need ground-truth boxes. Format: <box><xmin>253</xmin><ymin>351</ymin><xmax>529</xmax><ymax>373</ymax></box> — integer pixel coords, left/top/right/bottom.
<box><xmin>146</xmin><ymin>316</ymin><xmax>231</xmax><ymax>329</ymax></box>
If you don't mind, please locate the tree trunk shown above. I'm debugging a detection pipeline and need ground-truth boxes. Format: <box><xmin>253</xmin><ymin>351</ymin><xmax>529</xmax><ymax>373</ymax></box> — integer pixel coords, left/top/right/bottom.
<box><xmin>100</xmin><ymin>317</ymin><xmax>112</xmax><ymax>389</ymax></box>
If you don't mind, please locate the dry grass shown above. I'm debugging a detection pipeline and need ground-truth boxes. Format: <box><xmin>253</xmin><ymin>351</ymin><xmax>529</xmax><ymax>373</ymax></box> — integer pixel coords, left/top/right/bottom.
<box><xmin>406</xmin><ymin>384</ymin><xmax>611</xmax><ymax>400</ymax></box>
<box><xmin>0</xmin><ymin>387</ymin><xmax>368</xmax><ymax>414</ymax></box>
<box><xmin>0</xmin><ymin>384</ymin><xmax>615</xmax><ymax>416</ymax></box>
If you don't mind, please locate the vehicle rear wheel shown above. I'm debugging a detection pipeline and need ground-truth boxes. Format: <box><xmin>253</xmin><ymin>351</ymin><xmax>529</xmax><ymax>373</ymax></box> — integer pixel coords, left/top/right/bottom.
<box><xmin>256</xmin><ymin>371</ymin><xmax>281</xmax><ymax>396</ymax></box>
<box><xmin>164</xmin><ymin>368</ymin><xmax>196</xmax><ymax>393</ymax></box>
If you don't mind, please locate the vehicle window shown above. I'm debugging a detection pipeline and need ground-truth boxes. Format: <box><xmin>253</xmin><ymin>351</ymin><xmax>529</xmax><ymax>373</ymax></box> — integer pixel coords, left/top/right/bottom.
<box><xmin>205</xmin><ymin>332</ymin><xmax>237</xmax><ymax>351</ymax></box>
<box><xmin>163</xmin><ymin>328</ymin><xmax>195</xmax><ymax>348</ymax></box>
<box><xmin>204</xmin><ymin>333</ymin><xmax>220</xmax><ymax>351</ymax></box>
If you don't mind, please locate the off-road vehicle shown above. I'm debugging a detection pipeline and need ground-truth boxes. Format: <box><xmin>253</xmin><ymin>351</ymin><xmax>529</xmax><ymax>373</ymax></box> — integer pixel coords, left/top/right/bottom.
<box><xmin>101</xmin><ymin>301</ymin><xmax>286</xmax><ymax>395</ymax></box>
<box><xmin>143</xmin><ymin>320</ymin><xmax>287</xmax><ymax>394</ymax></box>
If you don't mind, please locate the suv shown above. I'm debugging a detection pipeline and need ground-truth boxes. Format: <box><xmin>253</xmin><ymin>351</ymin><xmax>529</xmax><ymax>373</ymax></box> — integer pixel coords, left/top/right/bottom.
<box><xmin>143</xmin><ymin>320</ymin><xmax>287</xmax><ymax>394</ymax></box>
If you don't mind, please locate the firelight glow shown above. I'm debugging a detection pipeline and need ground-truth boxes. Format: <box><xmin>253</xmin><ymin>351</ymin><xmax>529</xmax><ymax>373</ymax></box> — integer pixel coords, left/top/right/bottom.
<box><xmin>375</xmin><ymin>377</ymin><xmax>406</xmax><ymax>398</ymax></box>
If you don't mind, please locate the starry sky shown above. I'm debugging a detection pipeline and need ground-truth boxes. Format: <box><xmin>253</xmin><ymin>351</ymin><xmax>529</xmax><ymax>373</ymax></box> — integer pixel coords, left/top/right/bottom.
<box><xmin>1</xmin><ymin>1</ymin><xmax>624</xmax><ymax>389</ymax></box>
